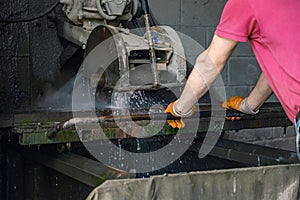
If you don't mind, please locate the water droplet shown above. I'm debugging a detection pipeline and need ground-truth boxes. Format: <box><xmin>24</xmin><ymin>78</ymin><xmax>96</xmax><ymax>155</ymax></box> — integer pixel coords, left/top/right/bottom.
<box><xmin>136</xmin><ymin>139</ymin><xmax>141</xmax><ymax>151</ymax></box>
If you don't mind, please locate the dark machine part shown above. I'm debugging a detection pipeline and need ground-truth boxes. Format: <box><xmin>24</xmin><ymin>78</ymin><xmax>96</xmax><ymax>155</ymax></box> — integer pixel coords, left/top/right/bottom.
<box><xmin>102</xmin><ymin>0</ymin><xmax>128</xmax><ymax>16</ymax></box>
<box><xmin>60</xmin><ymin>0</ymin><xmax>139</xmax><ymax>27</ymax></box>
<box><xmin>296</xmin><ymin>112</ymin><xmax>300</xmax><ymax>158</ymax></box>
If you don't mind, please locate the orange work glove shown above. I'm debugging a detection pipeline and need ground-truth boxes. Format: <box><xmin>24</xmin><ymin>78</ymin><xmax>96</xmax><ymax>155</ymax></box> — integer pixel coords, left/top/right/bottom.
<box><xmin>165</xmin><ymin>102</ymin><xmax>185</xmax><ymax>128</ymax></box>
<box><xmin>165</xmin><ymin>102</ymin><xmax>196</xmax><ymax>128</ymax></box>
<box><xmin>222</xmin><ymin>96</ymin><xmax>244</xmax><ymax>121</ymax></box>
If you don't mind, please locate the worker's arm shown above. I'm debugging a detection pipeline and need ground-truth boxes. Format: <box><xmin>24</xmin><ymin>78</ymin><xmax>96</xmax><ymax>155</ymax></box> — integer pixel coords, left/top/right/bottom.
<box><xmin>222</xmin><ymin>73</ymin><xmax>273</xmax><ymax>120</ymax></box>
<box><xmin>165</xmin><ymin>35</ymin><xmax>238</xmax><ymax>128</ymax></box>
<box><xmin>174</xmin><ymin>34</ymin><xmax>238</xmax><ymax>114</ymax></box>
<box><xmin>247</xmin><ymin>73</ymin><xmax>273</xmax><ymax>111</ymax></box>
<box><xmin>165</xmin><ymin>35</ymin><xmax>273</xmax><ymax>128</ymax></box>
<box><xmin>223</xmin><ymin>73</ymin><xmax>273</xmax><ymax>113</ymax></box>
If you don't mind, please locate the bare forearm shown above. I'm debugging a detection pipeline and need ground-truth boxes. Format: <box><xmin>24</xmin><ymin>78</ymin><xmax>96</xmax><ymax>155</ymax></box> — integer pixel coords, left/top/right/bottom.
<box><xmin>247</xmin><ymin>73</ymin><xmax>273</xmax><ymax>111</ymax></box>
<box><xmin>175</xmin><ymin>51</ymin><xmax>221</xmax><ymax>113</ymax></box>
<box><xmin>175</xmin><ymin>35</ymin><xmax>238</xmax><ymax>114</ymax></box>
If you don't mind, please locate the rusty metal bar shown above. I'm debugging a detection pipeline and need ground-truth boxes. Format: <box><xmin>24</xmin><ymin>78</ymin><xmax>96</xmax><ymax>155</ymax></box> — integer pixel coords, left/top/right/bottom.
<box><xmin>46</xmin><ymin>103</ymin><xmax>291</xmax><ymax>137</ymax></box>
<box><xmin>46</xmin><ymin>105</ymin><xmax>243</xmax><ymax>138</ymax></box>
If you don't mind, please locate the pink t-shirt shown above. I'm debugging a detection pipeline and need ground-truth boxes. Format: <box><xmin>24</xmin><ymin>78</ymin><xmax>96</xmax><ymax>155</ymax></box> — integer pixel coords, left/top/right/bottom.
<box><xmin>216</xmin><ymin>0</ymin><xmax>300</xmax><ymax>122</ymax></box>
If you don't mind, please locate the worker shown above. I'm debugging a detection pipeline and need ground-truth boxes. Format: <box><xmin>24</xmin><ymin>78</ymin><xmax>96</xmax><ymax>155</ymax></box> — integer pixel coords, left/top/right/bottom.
<box><xmin>165</xmin><ymin>0</ymin><xmax>300</xmax><ymax>155</ymax></box>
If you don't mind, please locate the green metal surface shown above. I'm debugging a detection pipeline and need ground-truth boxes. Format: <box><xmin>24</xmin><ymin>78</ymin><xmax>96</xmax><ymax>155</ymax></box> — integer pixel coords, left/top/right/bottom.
<box><xmin>16</xmin><ymin>121</ymin><xmax>179</xmax><ymax>145</ymax></box>
<box><xmin>10</xmin><ymin>103</ymin><xmax>292</xmax><ymax>145</ymax></box>
<box><xmin>15</xmin><ymin>122</ymin><xmax>79</xmax><ymax>145</ymax></box>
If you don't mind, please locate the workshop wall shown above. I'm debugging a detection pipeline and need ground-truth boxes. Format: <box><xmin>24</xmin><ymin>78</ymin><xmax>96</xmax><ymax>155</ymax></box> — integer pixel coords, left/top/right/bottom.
<box><xmin>0</xmin><ymin>0</ymin><xmax>66</xmax><ymax>115</ymax></box>
<box><xmin>0</xmin><ymin>0</ymin><xmax>31</xmax><ymax>114</ymax></box>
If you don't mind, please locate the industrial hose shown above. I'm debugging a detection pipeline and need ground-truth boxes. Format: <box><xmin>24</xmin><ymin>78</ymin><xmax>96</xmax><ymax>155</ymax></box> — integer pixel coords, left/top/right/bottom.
<box><xmin>131</xmin><ymin>0</ymin><xmax>139</xmax><ymax>18</ymax></box>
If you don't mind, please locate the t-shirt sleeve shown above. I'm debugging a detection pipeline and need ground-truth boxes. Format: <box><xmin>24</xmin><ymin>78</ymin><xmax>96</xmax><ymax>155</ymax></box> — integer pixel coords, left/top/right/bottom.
<box><xmin>215</xmin><ymin>0</ymin><xmax>257</xmax><ymax>42</ymax></box>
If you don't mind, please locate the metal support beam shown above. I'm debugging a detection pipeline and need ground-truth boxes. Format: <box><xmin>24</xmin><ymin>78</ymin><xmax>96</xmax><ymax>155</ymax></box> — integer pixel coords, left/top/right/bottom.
<box><xmin>190</xmin><ymin>138</ymin><xmax>299</xmax><ymax>166</ymax></box>
<box><xmin>22</xmin><ymin>150</ymin><xmax>130</xmax><ymax>187</ymax></box>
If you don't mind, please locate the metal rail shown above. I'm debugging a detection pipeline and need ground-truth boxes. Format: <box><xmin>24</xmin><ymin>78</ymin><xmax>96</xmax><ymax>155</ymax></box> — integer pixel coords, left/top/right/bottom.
<box><xmin>9</xmin><ymin>103</ymin><xmax>292</xmax><ymax>145</ymax></box>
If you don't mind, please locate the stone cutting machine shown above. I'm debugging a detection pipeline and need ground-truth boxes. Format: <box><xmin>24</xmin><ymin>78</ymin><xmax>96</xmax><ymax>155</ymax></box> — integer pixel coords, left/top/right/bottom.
<box><xmin>59</xmin><ymin>0</ymin><xmax>187</xmax><ymax>93</ymax></box>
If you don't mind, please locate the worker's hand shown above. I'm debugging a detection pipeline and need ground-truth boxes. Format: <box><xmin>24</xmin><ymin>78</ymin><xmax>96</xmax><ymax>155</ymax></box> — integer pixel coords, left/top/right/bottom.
<box><xmin>165</xmin><ymin>102</ymin><xmax>185</xmax><ymax>128</ymax></box>
<box><xmin>222</xmin><ymin>96</ymin><xmax>259</xmax><ymax>121</ymax></box>
<box><xmin>222</xmin><ymin>96</ymin><xmax>244</xmax><ymax>121</ymax></box>
<box><xmin>222</xmin><ymin>96</ymin><xmax>244</xmax><ymax>111</ymax></box>
<box><xmin>165</xmin><ymin>102</ymin><xmax>196</xmax><ymax>128</ymax></box>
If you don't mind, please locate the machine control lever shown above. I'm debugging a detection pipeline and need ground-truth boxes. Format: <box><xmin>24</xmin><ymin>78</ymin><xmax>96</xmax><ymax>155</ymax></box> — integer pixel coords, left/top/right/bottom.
<box><xmin>141</xmin><ymin>0</ymin><xmax>159</xmax><ymax>87</ymax></box>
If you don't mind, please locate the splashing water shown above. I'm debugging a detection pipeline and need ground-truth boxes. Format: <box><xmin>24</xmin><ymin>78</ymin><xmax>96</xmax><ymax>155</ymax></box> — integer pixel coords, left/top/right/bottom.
<box><xmin>111</xmin><ymin>89</ymin><xmax>176</xmax><ymax>138</ymax></box>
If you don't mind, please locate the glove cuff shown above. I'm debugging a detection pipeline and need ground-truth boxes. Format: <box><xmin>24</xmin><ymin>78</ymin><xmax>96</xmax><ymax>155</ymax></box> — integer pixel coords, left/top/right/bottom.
<box><xmin>173</xmin><ymin>102</ymin><xmax>196</xmax><ymax>117</ymax></box>
<box><xmin>240</xmin><ymin>98</ymin><xmax>259</xmax><ymax>115</ymax></box>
